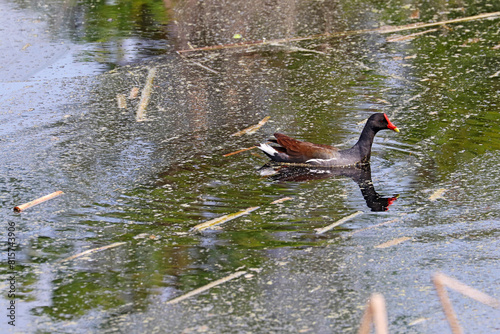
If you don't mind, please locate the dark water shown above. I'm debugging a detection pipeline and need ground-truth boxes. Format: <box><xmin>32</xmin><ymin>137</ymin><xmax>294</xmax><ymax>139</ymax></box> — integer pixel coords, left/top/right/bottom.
<box><xmin>1</xmin><ymin>0</ymin><xmax>499</xmax><ymax>332</ymax></box>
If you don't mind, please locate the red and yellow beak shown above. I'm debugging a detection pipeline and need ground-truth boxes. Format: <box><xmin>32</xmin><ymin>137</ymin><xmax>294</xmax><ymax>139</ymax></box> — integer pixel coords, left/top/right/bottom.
<box><xmin>384</xmin><ymin>113</ymin><xmax>400</xmax><ymax>132</ymax></box>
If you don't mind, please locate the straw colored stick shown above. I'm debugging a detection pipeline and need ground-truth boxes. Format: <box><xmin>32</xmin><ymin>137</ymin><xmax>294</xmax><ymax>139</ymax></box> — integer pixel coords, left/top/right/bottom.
<box><xmin>57</xmin><ymin>242</ymin><xmax>126</xmax><ymax>264</ymax></box>
<box><xmin>136</xmin><ymin>67</ymin><xmax>157</xmax><ymax>122</ymax></box>
<box><xmin>489</xmin><ymin>70</ymin><xmax>500</xmax><ymax>78</ymax></box>
<box><xmin>269</xmin><ymin>43</ymin><xmax>326</xmax><ymax>54</ymax></box>
<box><xmin>435</xmin><ymin>273</ymin><xmax>500</xmax><ymax>309</ymax></box>
<box><xmin>358</xmin><ymin>293</ymin><xmax>388</xmax><ymax>334</ymax></box>
<box><xmin>223</xmin><ymin>146</ymin><xmax>257</xmax><ymax>157</ymax></box>
<box><xmin>117</xmin><ymin>94</ymin><xmax>127</xmax><ymax>108</ymax></box>
<box><xmin>231</xmin><ymin>116</ymin><xmax>271</xmax><ymax>136</ymax></box>
<box><xmin>177</xmin><ymin>12</ymin><xmax>500</xmax><ymax>54</ymax></box>
<box><xmin>433</xmin><ymin>274</ymin><xmax>463</xmax><ymax>334</ymax></box>
<box><xmin>166</xmin><ymin>271</ymin><xmax>246</xmax><ymax>305</ymax></box>
<box><xmin>386</xmin><ymin>28</ymin><xmax>439</xmax><ymax>42</ymax></box>
<box><xmin>375</xmin><ymin>11</ymin><xmax>500</xmax><ymax>34</ymax></box>
<box><xmin>191</xmin><ymin>206</ymin><xmax>260</xmax><ymax>232</ymax></box>
<box><xmin>270</xmin><ymin>197</ymin><xmax>293</xmax><ymax>204</ymax></box>
<box><xmin>14</xmin><ymin>191</ymin><xmax>64</xmax><ymax>212</ymax></box>
<box><xmin>315</xmin><ymin>211</ymin><xmax>363</xmax><ymax>234</ymax></box>
<box><xmin>129</xmin><ymin>87</ymin><xmax>140</xmax><ymax>99</ymax></box>
<box><xmin>177</xmin><ymin>52</ymin><xmax>219</xmax><ymax>74</ymax></box>
<box><xmin>375</xmin><ymin>236</ymin><xmax>411</xmax><ymax>249</ymax></box>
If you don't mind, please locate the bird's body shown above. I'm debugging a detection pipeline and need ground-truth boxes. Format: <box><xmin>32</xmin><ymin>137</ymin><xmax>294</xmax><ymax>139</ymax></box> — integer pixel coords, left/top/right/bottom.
<box><xmin>258</xmin><ymin>113</ymin><xmax>399</xmax><ymax>167</ymax></box>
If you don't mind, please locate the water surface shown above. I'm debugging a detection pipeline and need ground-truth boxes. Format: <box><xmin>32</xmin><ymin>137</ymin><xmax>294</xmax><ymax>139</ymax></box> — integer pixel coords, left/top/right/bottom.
<box><xmin>0</xmin><ymin>0</ymin><xmax>499</xmax><ymax>332</ymax></box>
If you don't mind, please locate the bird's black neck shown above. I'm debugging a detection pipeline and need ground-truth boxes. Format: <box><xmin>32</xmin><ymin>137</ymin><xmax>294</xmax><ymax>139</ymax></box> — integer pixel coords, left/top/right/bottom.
<box><xmin>352</xmin><ymin>124</ymin><xmax>378</xmax><ymax>163</ymax></box>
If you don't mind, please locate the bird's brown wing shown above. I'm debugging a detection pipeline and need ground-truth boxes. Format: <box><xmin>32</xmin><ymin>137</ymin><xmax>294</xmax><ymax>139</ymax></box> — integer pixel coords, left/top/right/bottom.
<box><xmin>274</xmin><ymin>133</ymin><xmax>339</xmax><ymax>161</ymax></box>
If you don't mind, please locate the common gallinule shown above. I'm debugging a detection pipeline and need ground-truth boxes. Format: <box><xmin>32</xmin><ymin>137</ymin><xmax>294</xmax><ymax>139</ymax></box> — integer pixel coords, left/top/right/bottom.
<box><xmin>258</xmin><ymin>113</ymin><xmax>399</xmax><ymax>167</ymax></box>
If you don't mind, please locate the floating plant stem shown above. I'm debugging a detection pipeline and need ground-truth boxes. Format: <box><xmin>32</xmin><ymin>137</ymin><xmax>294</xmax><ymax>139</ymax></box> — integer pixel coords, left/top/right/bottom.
<box><xmin>223</xmin><ymin>146</ymin><xmax>257</xmax><ymax>157</ymax></box>
<box><xmin>136</xmin><ymin>67</ymin><xmax>157</xmax><ymax>122</ymax></box>
<box><xmin>231</xmin><ymin>116</ymin><xmax>270</xmax><ymax>136</ymax></box>
<box><xmin>386</xmin><ymin>28</ymin><xmax>439</xmax><ymax>42</ymax></box>
<box><xmin>177</xmin><ymin>12</ymin><xmax>500</xmax><ymax>53</ymax></box>
<box><xmin>14</xmin><ymin>190</ymin><xmax>64</xmax><ymax>212</ymax></box>
<box><xmin>433</xmin><ymin>274</ymin><xmax>464</xmax><ymax>334</ymax></box>
<box><xmin>191</xmin><ymin>206</ymin><xmax>260</xmax><ymax>232</ymax></box>
<box><xmin>375</xmin><ymin>236</ymin><xmax>411</xmax><ymax>249</ymax></box>
<box><xmin>315</xmin><ymin>211</ymin><xmax>363</xmax><ymax>234</ymax></box>
<box><xmin>117</xmin><ymin>94</ymin><xmax>127</xmax><ymax>109</ymax></box>
<box><xmin>270</xmin><ymin>197</ymin><xmax>293</xmax><ymax>204</ymax></box>
<box><xmin>57</xmin><ymin>242</ymin><xmax>126</xmax><ymax>264</ymax></box>
<box><xmin>358</xmin><ymin>293</ymin><xmax>388</xmax><ymax>334</ymax></box>
<box><xmin>166</xmin><ymin>271</ymin><xmax>247</xmax><ymax>305</ymax></box>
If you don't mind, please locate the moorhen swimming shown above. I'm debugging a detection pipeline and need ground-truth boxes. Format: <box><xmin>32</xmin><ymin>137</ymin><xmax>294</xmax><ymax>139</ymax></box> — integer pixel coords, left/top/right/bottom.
<box><xmin>258</xmin><ymin>113</ymin><xmax>399</xmax><ymax>167</ymax></box>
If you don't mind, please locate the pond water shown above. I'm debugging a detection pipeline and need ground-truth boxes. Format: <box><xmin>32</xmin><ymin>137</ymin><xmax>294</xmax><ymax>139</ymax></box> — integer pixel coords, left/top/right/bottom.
<box><xmin>1</xmin><ymin>0</ymin><xmax>499</xmax><ymax>332</ymax></box>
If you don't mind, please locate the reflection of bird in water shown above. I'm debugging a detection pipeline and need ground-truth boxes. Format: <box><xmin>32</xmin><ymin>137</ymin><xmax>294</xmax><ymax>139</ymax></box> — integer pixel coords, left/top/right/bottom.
<box><xmin>259</xmin><ymin>163</ymin><xmax>398</xmax><ymax>212</ymax></box>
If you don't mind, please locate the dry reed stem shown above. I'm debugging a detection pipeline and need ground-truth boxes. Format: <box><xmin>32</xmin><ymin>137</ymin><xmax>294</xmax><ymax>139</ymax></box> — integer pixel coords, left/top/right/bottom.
<box><xmin>14</xmin><ymin>191</ymin><xmax>64</xmax><ymax>212</ymax></box>
<box><xmin>177</xmin><ymin>52</ymin><xmax>219</xmax><ymax>74</ymax></box>
<box><xmin>358</xmin><ymin>293</ymin><xmax>388</xmax><ymax>334</ymax></box>
<box><xmin>489</xmin><ymin>70</ymin><xmax>500</xmax><ymax>78</ymax></box>
<box><xmin>433</xmin><ymin>272</ymin><xmax>500</xmax><ymax>333</ymax></box>
<box><xmin>433</xmin><ymin>274</ymin><xmax>463</xmax><ymax>334</ymax></box>
<box><xmin>57</xmin><ymin>242</ymin><xmax>126</xmax><ymax>264</ymax></box>
<box><xmin>166</xmin><ymin>271</ymin><xmax>246</xmax><ymax>305</ymax></box>
<box><xmin>270</xmin><ymin>197</ymin><xmax>293</xmax><ymax>204</ymax></box>
<box><xmin>129</xmin><ymin>87</ymin><xmax>140</xmax><ymax>99</ymax></box>
<box><xmin>177</xmin><ymin>12</ymin><xmax>500</xmax><ymax>54</ymax></box>
<box><xmin>386</xmin><ymin>28</ymin><xmax>439</xmax><ymax>42</ymax></box>
<box><xmin>434</xmin><ymin>273</ymin><xmax>500</xmax><ymax>309</ymax></box>
<box><xmin>223</xmin><ymin>146</ymin><xmax>257</xmax><ymax>157</ymax></box>
<box><xmin>117</xmin><ymin>94</ymin><xmax>127</xmax><ymax>109</ymax></box>
<box><xmin>315</xmin><ymin>211</ymin><xmax>363</xmax><ymax>234</ymax></box>
<box><xmin>191</xmin><ymin>206</ymin><xmax>260</xmax><ymax>232</ymax></box>
<box><xmin>375</xmin><ymin>236</ymin><xmax>411</xmax><ymax>249</ymax></box>
<box><xmin>231</xmin><ymin>116</ymin><xmax>271</xmax><ymax>136</ymax></box>
<box><xmin>136</xmin><ymin>67</ymin><xmax>157</xmax><ymax>121</ymax></box>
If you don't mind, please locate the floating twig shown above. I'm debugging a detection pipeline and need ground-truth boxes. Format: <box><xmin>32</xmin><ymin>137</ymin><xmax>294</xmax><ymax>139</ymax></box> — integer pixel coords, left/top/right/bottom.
<box><xmin>177</xmin><ymin>12</ymin><xmax>500</xmax><ymax>54</ymax></box>
<box><xmin>129</xmin><ymin>87</ymin><xmax>140</xmax><ymax>99</ymax></box>
<box><xmin>433</xmin><ymin>274</ymin><xmax>464</xmax><ymax>334</ymax></box>
<box><xmin>136</xmin><ymin>67</ymin><xmax>157</xmax><ymax>122</ymax></box>
<box><xmin>434</xmin><ymin>273</ymin><xmax>500</xmax><ymax>309</ymax></box>
<box><xmin>57</xmin><ymin>242</ymin><xmax>126</xmax><ymax>264</ymax></box>
<box><xmin>270</xmin><ymin>197</ymin><xmax>293</xmax><ymax>204</ymax></box>
<box><xmin>374</xmin><ymin>11</ymin><xmax>500</xmax><ymax>34</ymax></box>
<box><xmin>223</xmin><ymin>146</ymin><xmax>257</xmax><ymax>157</ymax></box>
<box><xmin>315</xmin><ymin>211</ymin><xmax>363</xmax><ymax>234</ymax></box>
<box><xmin>166</xmin><ymin>271</ymin><xmax>247</xmax><ymax>305</ymax></box>
<box><xmin>191</xmin><ymin>206</ymin><xmax>260</xmax><ymax>232</ymax></box>
<box><xmin>269</xmin><ymin>43</ymin><xmax>326</xmax><ymax>54</ymax></box>
<box><xmin>117</xmin><ymin>94</ymin><xmax>127</xmax><ymax>109</ymax></box>
<box><xmin>14</xmin><ymin>191</ymin><xmax>64</xmax><ymax>212</ymax></box>
<box><xmin>375</xmin><ymin>236</ymin><xmax>411</xmax><ymax>249</ymax></box>
<box><xmin>231</xmin><ymin>116</ymin><xmax>271</xmax><ymax>136</ymax></box>
<box><xmin>177</xmin><ymin>52</ymin><xmax>219</xmax><ymax>74</ymax></box>
<box><xmin>386</xmin><ymin>28</ymin><xmax>439</xmax><ymax>42</ymax></box>
<box><xmin>489</xmin><ymin>69</ymin><xmax>500</xmax><ymax>78</ymax></box>
<box><xmin>358</xmin><ymin>293</ymin><xmax>388</xmax><ymax>334</ymax></box>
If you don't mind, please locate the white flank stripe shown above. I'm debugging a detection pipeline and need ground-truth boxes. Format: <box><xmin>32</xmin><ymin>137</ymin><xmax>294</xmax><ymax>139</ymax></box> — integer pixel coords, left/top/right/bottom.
<box><xmin>306</xmin><ymin>157</ymin><xmax>338</xmax><ymax>164</ymax></box>
<box><xmin>258</xmin><ymin>143</ymin><xmax>278</xmax><ymax>156</ymax></box>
